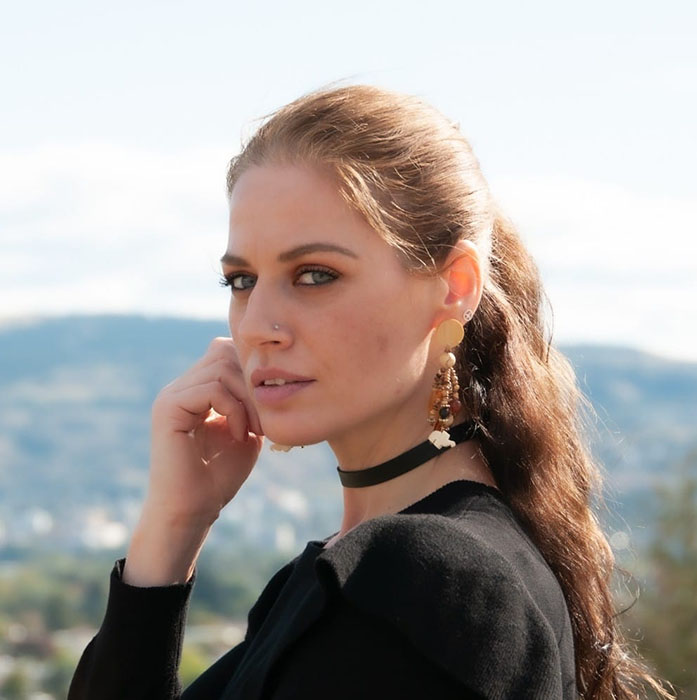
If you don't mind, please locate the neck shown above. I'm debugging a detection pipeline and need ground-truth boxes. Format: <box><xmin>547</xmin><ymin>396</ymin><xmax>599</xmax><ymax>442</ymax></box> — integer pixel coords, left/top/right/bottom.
<box><xmin>326</xmin><ymin>412</ymin><xmax>497</xmax><ymax>543</ymax></box>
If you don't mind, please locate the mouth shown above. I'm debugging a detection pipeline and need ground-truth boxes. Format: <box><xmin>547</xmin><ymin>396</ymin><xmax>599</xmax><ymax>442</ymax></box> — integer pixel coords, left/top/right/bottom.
<box><xmin>259</xmin><ymin>378</ymin><xmax>307</xmax><ymax>387</ymax></box>
<box><xmin>253</xmin><ymin>379</ymin><xmax>315</xmax><ymax>404</ymax></box>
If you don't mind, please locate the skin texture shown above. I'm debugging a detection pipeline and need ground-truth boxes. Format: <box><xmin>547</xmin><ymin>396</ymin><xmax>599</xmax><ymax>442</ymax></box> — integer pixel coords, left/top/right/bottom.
<box><xmin>224</xmin><ymin>163</ymin><xmax>496</xmax><ymax>541</ymax></box>
<box><xmin>123</xmin><ymin>161</ymin><xmax>495</xmax><ymax>586</ymax></box>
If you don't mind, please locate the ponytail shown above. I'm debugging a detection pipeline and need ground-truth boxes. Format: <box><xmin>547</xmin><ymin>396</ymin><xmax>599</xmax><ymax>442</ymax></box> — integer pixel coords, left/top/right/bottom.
<box><xmin>457</xmin><ymin>210</ymin><xmax>674</xmax><ymax>699</ymax></box>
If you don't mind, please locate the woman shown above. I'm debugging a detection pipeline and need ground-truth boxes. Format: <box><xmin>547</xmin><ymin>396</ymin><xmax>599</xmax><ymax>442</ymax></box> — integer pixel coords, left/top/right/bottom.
<box><xmin>69</xmin><ymin>84</ymin><xmax>673</xmax><ymax>699</ymax></box>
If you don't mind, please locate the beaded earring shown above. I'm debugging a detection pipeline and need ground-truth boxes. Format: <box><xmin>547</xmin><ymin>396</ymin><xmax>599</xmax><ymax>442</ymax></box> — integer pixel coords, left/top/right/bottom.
<box><xmin>427</xmin><ymin>309</ymin><xmax>473</xmax><ymax>448</ymax></box>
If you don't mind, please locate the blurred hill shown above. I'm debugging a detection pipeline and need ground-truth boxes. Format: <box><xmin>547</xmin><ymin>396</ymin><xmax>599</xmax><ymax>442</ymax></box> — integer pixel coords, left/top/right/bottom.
<box><xmin>1</xmin><ymin>314</ymin><xmax>696</xmax><ymax>554</ymax></box>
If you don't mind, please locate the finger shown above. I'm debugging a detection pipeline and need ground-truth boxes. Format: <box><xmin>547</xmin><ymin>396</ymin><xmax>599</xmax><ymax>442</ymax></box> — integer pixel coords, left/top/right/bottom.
<box><xmin>177</xmin><ymin>337</ymin><xmax>241</xmax><ymax>377</ymax></box>
<box><xmin>226</xmin><ymin>413</ymin><xmax>247</xmax><ymax>442</ymax></box>
<box><xmin>170</xmin><ymin>381</ymin><xmax>249</xmax><ymax>440</ymax></box>
<box><xmin>171</xmin><ymin>357</ymin><xmax>243</xmax><ymax>393</ymax></box>
<box><xmin>172</xmin><ymin>359</ymin><xmax>263</xmax><ymax>436</ymax></box>
<box><xmin>203</xmin><ymin>336</ymin><xmax>242</xmax><ymax>367</ymax></box>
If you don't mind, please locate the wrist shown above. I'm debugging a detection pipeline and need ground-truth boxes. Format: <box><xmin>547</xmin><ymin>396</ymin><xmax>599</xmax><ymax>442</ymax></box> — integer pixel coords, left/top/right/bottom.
<box><xmin>123</xmin><ymin>507</ymin><xmax>215</xmax><ymax>587</ymax></box>
<box><xmin>140</xmin><ymin>497</ymin><xmax>220</xmax><ymax>531</ymax></box>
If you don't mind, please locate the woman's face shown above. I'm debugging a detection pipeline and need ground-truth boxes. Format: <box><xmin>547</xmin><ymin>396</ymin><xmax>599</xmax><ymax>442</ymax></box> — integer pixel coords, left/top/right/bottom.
<box><xmin>223</xmin><ymin>162</ymin><xmax>447</xmax><ymax>448</ymax></box>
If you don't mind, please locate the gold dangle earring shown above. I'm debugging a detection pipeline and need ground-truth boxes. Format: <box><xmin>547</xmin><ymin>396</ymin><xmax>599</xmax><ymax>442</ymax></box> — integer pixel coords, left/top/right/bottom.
<box><xmin>427</xmin><ymin>309</ymin><xmax>473</xmax><ymax>448</ymax></box>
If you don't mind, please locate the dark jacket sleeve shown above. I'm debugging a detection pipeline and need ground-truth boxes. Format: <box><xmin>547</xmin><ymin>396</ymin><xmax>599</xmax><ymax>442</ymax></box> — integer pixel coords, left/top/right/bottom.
<box><xmin>68</xmin><ymin>558</ymin><xmax>199</xmax><ymax>700</ymax></box>
<box><xmin>69</xmin><ymin>555</ymin><xmax>299</xmax><ymax>700</ymax></box>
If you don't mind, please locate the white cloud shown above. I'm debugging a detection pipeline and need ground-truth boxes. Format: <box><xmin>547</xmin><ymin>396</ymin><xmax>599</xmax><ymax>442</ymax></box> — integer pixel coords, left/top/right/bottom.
<box><xmin>491</xmin><ymin>174</ymin><xmax>697</xmax><ymax>362</ymax></box>
<box><xmin>1</xmin><ymin>142</ymin><xmax>232</xmax><ymax>320</ymax></box>
<box><xmin>1</xmin><ymin>145</ymin><xmax>695</xmax><ymax>362</ymax></box>
<box><xmin>492</xmin><ymin>175</ymin><xmax>696</xmax><ymax>272</ymax></box>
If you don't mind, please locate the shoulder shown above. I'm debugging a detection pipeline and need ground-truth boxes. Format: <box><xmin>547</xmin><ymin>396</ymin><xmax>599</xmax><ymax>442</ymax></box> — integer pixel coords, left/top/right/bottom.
<box><xmin>315</xmin><ymin>508</ymin><xmax>571</xmax><ymax>699</ymax></box>
<box><xmin>318</xmin><ymin>499</ymin><xmax>553</xmax><ymax>604</ymax></box>
<box><xmin>318</xmin><ymin>508</ymin><xmax>546</xmax><ymax>618</ymax></box>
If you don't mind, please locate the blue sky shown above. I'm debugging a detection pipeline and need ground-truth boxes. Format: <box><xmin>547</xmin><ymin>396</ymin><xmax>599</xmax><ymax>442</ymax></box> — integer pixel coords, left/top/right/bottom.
<box><xmin>2</xmin><ymin>0</ymin><xmax>696</xmax><ymax>361</ymax></box>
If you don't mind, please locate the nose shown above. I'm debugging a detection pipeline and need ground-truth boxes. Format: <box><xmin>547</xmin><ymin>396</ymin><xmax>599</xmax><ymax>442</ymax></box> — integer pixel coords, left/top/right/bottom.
<box><xmin>230</xmin><ymin>280</ymin><xmax>293</xmax><ymax>351</ymax></box>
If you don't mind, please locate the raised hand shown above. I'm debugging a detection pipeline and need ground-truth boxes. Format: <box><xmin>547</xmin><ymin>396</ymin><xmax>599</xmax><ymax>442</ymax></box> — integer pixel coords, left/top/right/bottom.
<box><xmin>124</xmin><ymin>337</ymin><xmax>263</xmax><ymax>586</ymax></box>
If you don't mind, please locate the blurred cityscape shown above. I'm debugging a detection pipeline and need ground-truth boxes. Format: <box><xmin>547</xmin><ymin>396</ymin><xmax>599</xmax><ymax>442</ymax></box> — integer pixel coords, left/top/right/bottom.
<box><xmin>1</xmin><ymin>315</ymin><xmax>695</xmax><ymax>698</ymax></box>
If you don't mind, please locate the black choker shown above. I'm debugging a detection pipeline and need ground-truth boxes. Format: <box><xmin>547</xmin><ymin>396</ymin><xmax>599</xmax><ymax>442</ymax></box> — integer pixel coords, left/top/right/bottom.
<box><xmin>336</xmin><ymin>420</ymin><xmax>478</xmax><ymax>488</ymax></box>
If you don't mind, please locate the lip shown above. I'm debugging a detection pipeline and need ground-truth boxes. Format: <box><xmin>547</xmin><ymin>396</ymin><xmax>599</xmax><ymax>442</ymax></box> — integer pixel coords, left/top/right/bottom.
<box><xmin>253</xmin><ymin>379</ymin><xmax>315</xmax><ymax>404</ymax></box>
<box><xmin>250</xmin><ymin>367</ymin><xmax>314</xmax><ymax>388</ymax></box>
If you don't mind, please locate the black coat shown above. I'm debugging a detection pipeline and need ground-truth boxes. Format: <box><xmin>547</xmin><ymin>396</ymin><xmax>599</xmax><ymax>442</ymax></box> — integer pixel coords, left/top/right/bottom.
<box><xmin>69</xmin><ymin>480</ymin><xmax>578</xmax><ymax>699</ymax></box>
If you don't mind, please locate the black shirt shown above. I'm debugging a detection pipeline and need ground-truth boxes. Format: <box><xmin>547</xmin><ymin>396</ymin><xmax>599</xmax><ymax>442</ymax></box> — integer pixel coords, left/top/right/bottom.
<box><xmin>69</xmin><ymin>480</ymin><xmax>578</xmax><ymax>699</ymax></box>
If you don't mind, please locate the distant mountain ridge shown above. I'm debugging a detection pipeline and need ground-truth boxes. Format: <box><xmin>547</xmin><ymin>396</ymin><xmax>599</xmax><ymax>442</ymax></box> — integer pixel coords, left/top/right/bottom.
<box><xmin>1</xmin><ymin>314</ymin><xmax>695</xmax><ymax>552</ymax></box>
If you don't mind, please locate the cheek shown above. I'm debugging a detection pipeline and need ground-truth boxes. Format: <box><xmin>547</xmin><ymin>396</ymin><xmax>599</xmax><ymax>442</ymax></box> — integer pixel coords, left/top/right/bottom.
<box><xmin>227</xmin><ymin>297</ymin><xmax>237</xmax><ymax>324</ymax></box>
<box><xmin>325</xmin><ymin>306</ymin><xmax>422</xmax><ymax>396</ymax></box>
<box><xmin>227</xmin><ymin>299</ymin><xmax>249</xmax><ymax>337</ymax></box>
<box><xmin>375</xmin><ymin>330</ymin><xmax>390</xmax><ymax>355</ymax></box>
<box><xmin>227</xmin><ymin>308</ymin><xmax>238</xmax><ymax>340</ymax></box>
<box><xmin>227</xmin><ymin>305</ymin><xmax>247</xmax><ymax>353</ymax></box>
<box><xmin>310</xmin><ymin>306</ymin><xmax>380</xmax><ymax>380</ymax></box>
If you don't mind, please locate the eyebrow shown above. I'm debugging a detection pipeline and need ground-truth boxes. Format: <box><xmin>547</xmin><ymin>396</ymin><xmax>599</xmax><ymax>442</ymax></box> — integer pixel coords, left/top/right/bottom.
<box><xmin>220</xmin><ymin>242</ymin><xmax>359</xmax><ymax>267</ymax></box>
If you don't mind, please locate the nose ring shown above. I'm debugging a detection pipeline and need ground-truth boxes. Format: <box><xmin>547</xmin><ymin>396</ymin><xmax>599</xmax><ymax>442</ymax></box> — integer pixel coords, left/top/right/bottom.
<box><xmin>272</xmin><ymin>323</ymin><xmax>280</xmax><ymax>331</ymax></box>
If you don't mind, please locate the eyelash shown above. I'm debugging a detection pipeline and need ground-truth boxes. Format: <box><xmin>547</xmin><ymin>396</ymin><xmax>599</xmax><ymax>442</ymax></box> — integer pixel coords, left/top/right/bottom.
<box><xmin>218</xmin><ymin>265</ymin><xmax>339</xmax><ymax>293</ymax></box>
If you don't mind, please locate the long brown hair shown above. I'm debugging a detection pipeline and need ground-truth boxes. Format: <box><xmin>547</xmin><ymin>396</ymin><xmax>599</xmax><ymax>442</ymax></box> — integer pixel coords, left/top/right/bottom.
<box><xmin>226</xmin><ymin>83</ymin><xmax>674</xmax><ymax>699</ymax></box>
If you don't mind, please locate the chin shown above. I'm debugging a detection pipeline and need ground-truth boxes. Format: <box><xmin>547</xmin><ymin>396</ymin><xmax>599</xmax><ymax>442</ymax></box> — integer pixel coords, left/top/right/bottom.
<box><xmin>260</xmin><ymin>421</ymin><xmax>326</xmax><ymax>448</ymax></box>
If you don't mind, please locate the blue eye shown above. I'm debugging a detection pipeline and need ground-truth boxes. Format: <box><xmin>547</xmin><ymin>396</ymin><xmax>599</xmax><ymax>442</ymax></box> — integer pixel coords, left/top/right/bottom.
<box><xmin>218</xmin><ymin>266</ymin><xmax>339</xmax><ymax>294</ymax></box>
<box><xmin>219</xmin><ymin>273</ymin><xmax>255</xmax><ymax>291</ymax></box>
<box><xmin>296</xmin><ymin>267</ymin><xmax>337</xmax><ymax>286</ymax></box>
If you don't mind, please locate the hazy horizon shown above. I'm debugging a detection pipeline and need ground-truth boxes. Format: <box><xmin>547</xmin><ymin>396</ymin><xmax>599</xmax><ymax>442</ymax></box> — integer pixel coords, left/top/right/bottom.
<box><xmin>2</xmin><ymin>1</ymin><xmax>695</xmax><ymax>362</ymax></box>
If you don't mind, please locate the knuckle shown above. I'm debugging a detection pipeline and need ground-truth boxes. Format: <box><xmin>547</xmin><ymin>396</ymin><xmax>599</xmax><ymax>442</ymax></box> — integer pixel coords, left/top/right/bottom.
<box><xmin>213</xmin><ymin>357</ymin><xmax>230</xmax><ymax>373</ymax></box>
<box><xmin>153</xmin><ymin>388</ymin><xmax>171</xmax><ymax>406</ymax></box>
<box><xmin>214</xmin><ymin>381</ymin><xmax>235</xmax><ymax>403</ymax></box>
<box><xmin>151</xmin><ymin>392</ymin><xmax>173</xmax><ymax>416</ymax></box>
<box><xmin>207</xmin><ymin>336</ymin><xmax>231</xmax><ymax>353</ymax></box>
<box><xmin>160</xmin><ymin>377</ymin><xmax>178</xmax><ymax>392</ymax></box>
<box><xmin>217</xmin><ymin>360</ymin><xmax>240</xmax><ymax>383</ymax></box>
<box><xmin>218</xmin><ymin>349</ymin><xmax>241</xmax><ymax>371</ymax></box>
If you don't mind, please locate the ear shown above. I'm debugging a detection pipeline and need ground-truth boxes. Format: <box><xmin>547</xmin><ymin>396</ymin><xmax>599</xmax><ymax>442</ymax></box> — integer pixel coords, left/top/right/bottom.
<box><xmin>434</xmin><ymin>239</ymin><xmax>482</xmax><ymax>323</ymax></box>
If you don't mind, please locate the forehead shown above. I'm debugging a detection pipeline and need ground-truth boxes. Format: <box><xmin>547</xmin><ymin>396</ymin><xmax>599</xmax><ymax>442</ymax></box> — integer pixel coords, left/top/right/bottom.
<box><xmin>227</xmin><ymin>163</ymin><xmax>385</xmax><ymax>255</ymax></box>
